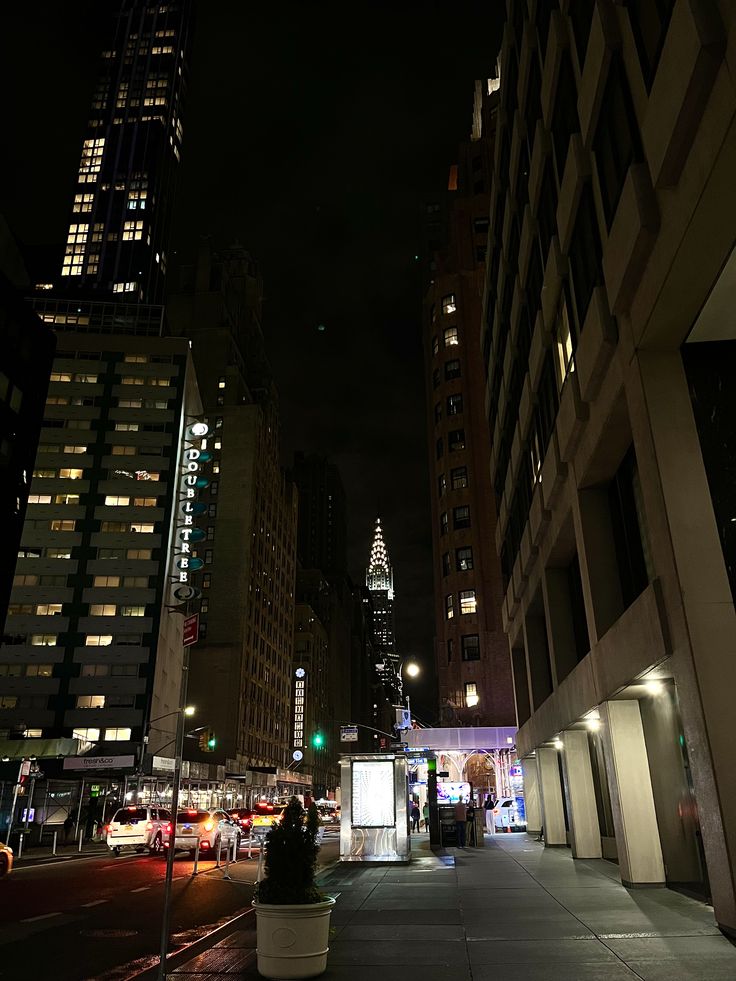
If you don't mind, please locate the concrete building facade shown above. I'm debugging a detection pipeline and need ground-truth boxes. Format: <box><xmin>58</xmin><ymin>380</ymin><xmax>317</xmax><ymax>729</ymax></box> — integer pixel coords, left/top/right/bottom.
<box><xmin>485</xmin><ymin>0</ymin><xmax>736</xmax><ymax>935</ymax></box>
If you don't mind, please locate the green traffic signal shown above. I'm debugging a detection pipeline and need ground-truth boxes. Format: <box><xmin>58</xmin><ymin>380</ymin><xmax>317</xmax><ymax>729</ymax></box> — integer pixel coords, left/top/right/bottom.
<box><xmin>312</xmin><ymin>732</ymin><xmax>324</xmax><ymax>748</ymax></box>
<box><xmin>207</xmin><ymin>735</ymin><xmax>216</xmax><ymax>749</ymax></box>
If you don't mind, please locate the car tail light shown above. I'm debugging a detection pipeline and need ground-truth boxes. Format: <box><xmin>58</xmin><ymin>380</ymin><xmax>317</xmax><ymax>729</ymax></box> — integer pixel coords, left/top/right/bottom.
<box><xmin>200</xmin><ymin>840</ymin><xmax>210</xmax><ymax>849</ymax></box>
<box><xmin>203</xmin><ymin>819</ymin><xmax>214</xmax><ymax>832</ymax></box>
<box><xmin>103</xmin><ymin>824</ymin><xmax>110</xmax><ymax>835</ymax></box>
<box><xmin>163</xmin><ymin>822</ymin><xmax>172</xmax><ymax>834</ymax></box>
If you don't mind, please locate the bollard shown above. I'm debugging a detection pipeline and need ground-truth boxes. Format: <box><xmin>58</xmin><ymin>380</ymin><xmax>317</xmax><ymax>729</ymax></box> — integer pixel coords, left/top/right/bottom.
<box><xmin>17</xmin><ymin>833</ymin><xmax>24</xmax><ymax>859</ymax></box>
<box><xmin>52</xmin><ymin>831</ymin><xmax>58</xmax><ymax>856</ymax></box>
<box><xmin>222</xmin><ymin>838</ymin><xmax>232</xmax><ymax>881</ymax></box>
<box><xmin>192</xmin><ymin>836</ymin><xmax>200</xmax><ymax>876</ymax></box>
<box><xmin>247</xmin><ymin>835</ymin><xmax>253</xmax><ymax>861</ymax></box>
<box><xmin>78</xmin><ymin>828</ymin><xmax>84</xmax><ymax>853</ymax></box>
<box><xmin>215</xmin><ymin>836</ymin><xmax>222</xmax><ymax>869</ymax></box>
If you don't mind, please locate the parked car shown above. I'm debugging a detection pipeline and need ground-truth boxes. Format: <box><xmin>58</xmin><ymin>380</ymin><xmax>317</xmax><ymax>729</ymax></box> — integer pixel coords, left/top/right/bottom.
<box><xmin>227</xmin><ymin>808</ymin><xmax>254</xmax><ymax>835</ymax></box>
<box><xmin>251</xmin><ymin>802</ymin><xmax>287</xmax><ymax>839</ymax></box>
<box><xmin>106</xmin><ymin>805</ymin><xmax>172</xmax><ymax>856</ymax></box>
<box><xmin>493</xmin><ymin>798</ymin><xmax>526</xmax><ymax>831</ymax></box>
<box><xmin>0</xmin><ymin>843</ymin><xmax>13</xmax><ymax>877</ymax></box>
<box><xmin>164</xmin><ymin>808</ymin><xmax>240</xmax><ymax>858</ymax></box>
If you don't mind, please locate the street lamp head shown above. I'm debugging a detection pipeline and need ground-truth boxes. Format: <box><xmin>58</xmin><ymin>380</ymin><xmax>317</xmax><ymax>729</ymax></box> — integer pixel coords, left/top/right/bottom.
<box><xmin>404</xmin><ymin>661</ymin><xmax>420</xmax><ymax>678</ymax></box>
<box><xmin>184</xmin><ymin>705</ymin><xmax>196</xmax><ymax>717</ymax></box>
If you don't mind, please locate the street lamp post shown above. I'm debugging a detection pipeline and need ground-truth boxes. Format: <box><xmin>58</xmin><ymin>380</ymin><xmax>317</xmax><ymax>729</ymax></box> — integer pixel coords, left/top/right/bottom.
<box><xmin>394</xmin><ymin>660</ymin><xmax>421</xmax><ymax>730</ymax></box>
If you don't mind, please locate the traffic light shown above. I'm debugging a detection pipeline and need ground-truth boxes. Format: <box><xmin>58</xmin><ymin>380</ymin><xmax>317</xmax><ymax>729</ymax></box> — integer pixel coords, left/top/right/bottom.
<box><xmin>198</xmin><ymin>728</ymin><xmax>216</xmax><ymax>752</ymax></box>
<box><xmin>311</xmin><ymin>731</ymin><xmax>324</xmax><ymax>748</ymax></box>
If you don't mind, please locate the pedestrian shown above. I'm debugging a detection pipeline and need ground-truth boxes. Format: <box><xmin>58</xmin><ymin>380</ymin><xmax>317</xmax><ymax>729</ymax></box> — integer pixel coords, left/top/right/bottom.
<box><xmin>484</xmin><ymin>794</ymin><xmax>497</xmax><ymax>835</ymax></box>
<box><xmin>466</xmin><ymin>797</ymin><xmax>476</xmax><ymax>846</ymax></box>
<box><xmin>422</xmin><ymin>801</ymin><xmax>430</xmax><ymax>832</ymax></box>
<box><xmin>410</xmin><ymin>803</ymin><xmax>420</xmax><ymax>833</ymax></box>
<box><xmin>63</xmin><ymin>815</ymin><xmax>74</xmax><ymax>844</ymax></box>
<box><xmin>454</xmin><ymin>798</ymin><xmax>467</xmax><ymax>848</ymax></box>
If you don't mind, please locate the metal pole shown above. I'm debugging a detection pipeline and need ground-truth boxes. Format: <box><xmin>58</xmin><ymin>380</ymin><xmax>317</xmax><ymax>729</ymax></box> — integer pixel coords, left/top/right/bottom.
<box><xmin>78</xmin><ymin>827</ymin><xmax>84</xmax><ymax>853</ymax></box>
<box><xmin>52</xmin><ymin>831</ymin><xmax>57</xmax><ymax>856</ymax></box>
<box><xmin>23</xmin><ymin>776</ymin><xmax>36</xmax><ymax>832</ymax></box>
<box><xmin>5</xmin><ymin>781</ymin><xmax>21</xmax><ymax>846</ymax></box>
<box><xmin>191</xmin><ymin>835</ymin><xmax>199</xmax><ymax>876</ymax></box>
<box><xmin>223</xmin><ymin>837</ymin><xmax>232</xmax><ymax>880</ymax></box>
<box><xmin>157</xmin><ymin>644</ymin><xmax>190</xmax><ymax>981</ymax></box>
<box><xmin>75</xmin><ymin>779</ymin><xmax>85</xmax><ymax>838</ymax></box>
<box><xmin>17</xmin><ymin>833</ymin><xmax>23</xmax><ymax>859</ymax></box>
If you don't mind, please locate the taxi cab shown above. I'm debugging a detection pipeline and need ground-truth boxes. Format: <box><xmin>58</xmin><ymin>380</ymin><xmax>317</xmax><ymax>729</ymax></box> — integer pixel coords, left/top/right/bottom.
<box><xmin>0</xmin><ymin>842</ymin><xmax>13</xmax><ymax>877</ymax></box>
<box><xmin>251</xmin><ymin>802</ymin><xmax>287</xmax><ymax>839</ymax></box>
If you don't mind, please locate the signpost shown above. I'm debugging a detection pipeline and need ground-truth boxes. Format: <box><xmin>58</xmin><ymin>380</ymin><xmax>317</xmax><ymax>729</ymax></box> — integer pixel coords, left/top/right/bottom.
<box><xmin>340</xmin><ymin>725</ymin><xmax>359</xmax><ymax>743</ymax></box>
<box><xmin>183</xmin><ymin>613</ymin><xmax>199</xmax><ymax>647</ymax></box>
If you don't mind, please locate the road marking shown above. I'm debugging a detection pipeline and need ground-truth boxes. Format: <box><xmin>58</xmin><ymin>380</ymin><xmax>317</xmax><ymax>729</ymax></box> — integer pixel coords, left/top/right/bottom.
<box><xmin>21</xmin><ymin>912</ymin><xmax>62</xmax><ymax>923</ymax></box>
<box><xmin>81</xmin><ymin>900</ymin><xmax>109</xmax><ymax>908</ymax></box>
<box><xmin>130</xmin><ymin>886</ymin><xmax>150</xmax><ymax>893</ymax></box>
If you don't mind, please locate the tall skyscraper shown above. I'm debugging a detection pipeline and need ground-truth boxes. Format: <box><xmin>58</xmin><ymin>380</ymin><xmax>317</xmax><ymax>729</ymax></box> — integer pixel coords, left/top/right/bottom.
<box><xmin>58</xmin><ymin>0</ymin><xmax>192</xmax><ymax>303</ymax></box>
<box><xmin>365</xmin><ymin>518</ymin><xmax>399</xmax><ymax>702</ymax></box>
<box><xmin>168</xmin><ymin>241</ymin><xmax>299</xmax><ymax>801</ymax></box>
<box><xmin>423</xmin><ymin>78</ymin><xmax>515</xmax><ymax>728</ymax></box>
<box><xmin>485</xmin><ymin>0</ymin><xmax>736</xmax><ymax>936</ymax></box>
<box><xmin>292</xmin><ymin>453</ymin><xmax>348</xmax><ymax>579</ymax></box>
<box><xmin>0</xmin><ymin>1</ymin><xmax>200</xmax><ymax>813</ymax></box>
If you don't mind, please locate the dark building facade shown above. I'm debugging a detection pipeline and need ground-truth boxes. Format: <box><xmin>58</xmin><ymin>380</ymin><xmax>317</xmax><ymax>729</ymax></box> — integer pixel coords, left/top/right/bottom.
<box><xmin>486</xmin><ymin>0</ymin><xmax>736</xmax><ymax>938</ymax></box>
<box><xmin>0</xmin><ymin>219</ymin><xmax>56</xmax><ymax>632</ymax></box>
<box><xmin>168</xmin><ymin>242</ymin><xmax>298</xmax><ymax>798</ymax></box>
<box><xmin>57</xmin><ymin>0</ymin><xmax>192</xmax><ymax>304</ymax></box>
<box><xmin>292</xmin><ymin>452</ymin><xmax>348</xmax><ymax>579</ymax></box>
<box><xmin>423</xmin><ymin>79</ymin><xmax>515</xmax><ymax>728</ymax></box>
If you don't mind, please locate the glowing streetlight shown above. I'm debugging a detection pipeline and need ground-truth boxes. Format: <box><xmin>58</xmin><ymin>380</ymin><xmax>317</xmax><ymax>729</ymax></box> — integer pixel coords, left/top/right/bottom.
<box><xmin>184</xmin><ymin>705</ymin><xmax>196</xmax><ymax>717</ymax></box>
<box><xmin>404</xmin><ymin>662</ymin><xmax>420</xmax><ymax>679</ymax></box>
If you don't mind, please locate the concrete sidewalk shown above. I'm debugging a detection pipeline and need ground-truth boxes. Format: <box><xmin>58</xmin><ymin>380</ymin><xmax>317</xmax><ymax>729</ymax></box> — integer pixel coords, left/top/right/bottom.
<box><xmin>163</xmin><ymin>834</ymin><xmax>736</xmax><ymax>980</ymax></box>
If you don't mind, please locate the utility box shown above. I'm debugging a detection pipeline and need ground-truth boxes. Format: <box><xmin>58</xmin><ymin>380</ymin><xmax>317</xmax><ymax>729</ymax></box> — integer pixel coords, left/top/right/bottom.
<box><xmin>339</xmin><ymin>754</ymin><xmax>411</xmax><ymax>863</ymax></box>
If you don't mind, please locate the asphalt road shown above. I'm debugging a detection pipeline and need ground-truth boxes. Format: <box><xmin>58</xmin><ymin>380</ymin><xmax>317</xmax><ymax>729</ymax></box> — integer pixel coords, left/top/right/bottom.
<box><xmin>0</xmin><ymin>832</ymin><xmax>339</xmax><ymax>981</ymax></box>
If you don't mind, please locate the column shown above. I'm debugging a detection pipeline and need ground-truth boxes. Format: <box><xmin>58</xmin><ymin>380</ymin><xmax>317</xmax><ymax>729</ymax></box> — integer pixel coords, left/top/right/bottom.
<box><xmin>522</xmin><ymin>757</ymin><xmax>542</xmax><ymax>835</ymax></box>
<box><xmin>561</xmin><ymin>730</ymin><xmax>602</xmax><ymax>859</ymax></box>
<box><xmin>536</xmin><ymin>747</ymin><xmax>566</xmax><ymax>846</ymax></box>
<box><xmin>600</xmin><ymin>699</ymin><xmax>665</xmax><ymax>886</ymax></box>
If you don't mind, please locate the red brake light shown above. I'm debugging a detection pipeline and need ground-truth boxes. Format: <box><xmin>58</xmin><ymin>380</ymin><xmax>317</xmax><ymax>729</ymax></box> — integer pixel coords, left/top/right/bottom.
<box><xmin>126</xmin><ymin>806</ymin><xmax>137</xmax><ymax>811</ymax></box>
<box><xmin>103</xmin><ymin>825</ymin><xmax>110</xmax><ymax>835</ymax></box>
<box><xmin>163</xmin><ymin>822</ymin><xmax>171</xmax><ymax>833</ymax></box>
<box><xmin>186</xmin><ymin>809</ymin><xmax>197</xmax><ymax>814</ymax></box>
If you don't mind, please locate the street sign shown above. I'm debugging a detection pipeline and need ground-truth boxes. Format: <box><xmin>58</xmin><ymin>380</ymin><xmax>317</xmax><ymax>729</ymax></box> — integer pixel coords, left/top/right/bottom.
<box><xmin>438</xmin><ymin>771</ymin><xmax>450</xmax><ymax>777</ymax></box>
<box><xmin>340</xmin><ymin>725</ymin><xmax>359</xmax><ymax>742</ymax></box>
<box><xmin>183</xmin><ymin>613</ymin><xmax>199</xmax><ymax>647</ymax></box>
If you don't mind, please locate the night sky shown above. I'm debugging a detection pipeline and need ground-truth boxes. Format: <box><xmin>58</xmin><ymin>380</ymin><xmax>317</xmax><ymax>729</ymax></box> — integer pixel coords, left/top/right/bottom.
<box><xmin>2</xmin><ymin>1</ymin><xmax>503</xmax><ymax>719</ymax></box>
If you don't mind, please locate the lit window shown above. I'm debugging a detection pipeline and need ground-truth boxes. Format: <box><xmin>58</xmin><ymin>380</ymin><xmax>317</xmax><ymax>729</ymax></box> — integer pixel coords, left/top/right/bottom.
<box><xmin>465</xmin><ymin>682</ymin><xmax>479</xmax><ymax>707</ymax></box>
<box><xmin>218</xmin><ymin>377</ymin><xmax>226</xmax><ymax>389</ymax></box>
<box><xmin>77</xmin><ymin>137</ymin><xmax>105</xmax><ymax>183</ymax></box>
<box><xmin>93</xmin><ymin>575</ymin><xmax>120</xmax><ymax>587</ymax></box>
<box><xmin>31</xmin><ymin>634</ymin><xmax>58</xmax><ymax>646</ymax></box>
<box><xmin>115</xmin><ymin>423</ymin><xmax>139</xmax><ymax>432</ymax></box>
<box><xmin>448</xmin><ymin>430</ymin><xmax>465</xmax><ymax>452</ymax></box>
<box><xmin>124</xmin><ymin>355</ymin><xmax>148</xmax><ymax>364</ymax></box>
<box><xmin>59</xmin><ymin>468</ymin><xmax>83</xmax><ymax>479</ymax></box>
<box><xmin>126</xmin><ymin>187</ymin><xmax>147</xmax><ymax>210</ymax></box>
<box><xmin>445</xmin><ymin>594</ymin><xmax>454</xmax><ymax>620</ymax></box>
<box><xmin>443</xmin><ymin>327</ymin><xmax>459</xmax><ymax>347</ymax></box>
<box><xmin>50</xmin><ymin>520</ymin><xmax>76</xmax><ymax>531</ymax></box>
<box><xmin>73</xmin><ymin>727</ymin><xmax>101</xmax><ymax>740</ymax></box>
<box><xmin>24</xmin><ymin>729</ymin><xmax>43</xmax><ymax>738</ymax></box>
<box><xmin>131</xmin><ymin>522</ymin><xmax>154</xmax><ymax>533</ymax></box>
<box><xmin>0</xmin><ymin>696</ymin><xmax>18</xmax><ymax>709</ymax></box>
<box><xmin>105</xmin><ymin>496</ymin><xmax>130</xmax><ymax>506</ymax></box>
<box><xmin>554</xmin><ymin>292</ymin><xmax>575</xmax><ymax>390</ymax></box>
<box><xmin>442</xmin><ymin>294</ymin><xmax>457</xmax><ymax>315</ymax></box>
<box><xmin>76</xmin><ymin>695</ymin><xmax>106</xmax><ymax>709</ymax></box>
<box><xmin>25</xmin><ymin>665</ymin><xmax>53</xmax><ymax>678</ymax></box>
<box><xmin>27</xmin><ymin>495</ymin><xmax>52</xmax><ymax>505</ymax></box>
<box><xmin>86</xmin><ymin>635</ymin><xmax>113</xmax><ymax>646</ymax></box>
<box><xmin>104</xmin><ymin>727</ymin><xmax>132</xmax><ymax>741</ymax></box>
<box><xmin>73</xmin><ymin>193</ymin><xmax>94</xmax><ymax>213</ymax></box>
<box><xmin>90</xmin><ymin>604</ymin><xmax>116</xmax><ymax>616</ymax></box>
<box><xmin>459</xmin><ymin>590</ymin><xmax>477</xmax><ymax>615</ymax></box>
<box><xmin>112</xmin><ymin>446</ymin><xmax>136</xmax><ymax>456</ymax></box>
<box><xmin>53</xmin><ymin>494</ymin><xmax>80</xmax><ymax>505</ymax></box>
<box><xmin>122</xmin><ymin>221</ymin><xmax>144</xmax><ymax>241</ymax></box>
<box><xmin>63</xmin><ymin>445</ymin><xmax>88</xmax><ymax>454</ymax></box>
<box><xmin>35</xmin><ymin>603</ymin><xmax>62</xmax><ymax>616</ymax></box>
<box><xmin>132</xmin><ymin>497</ymin><xmax>157</xmax><ymax>507</ymax></box>
<box><xmin>113</xmin><ymin>281</ymin><xmax>138</xmax><ymax>293</ymax></box>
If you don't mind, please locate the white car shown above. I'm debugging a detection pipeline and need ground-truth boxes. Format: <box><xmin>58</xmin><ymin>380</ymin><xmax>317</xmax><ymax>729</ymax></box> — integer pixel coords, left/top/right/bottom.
<box><xmin>164</xmin><ymin>808</ymin><xmax>240</xmax><ymax>858</ymax></box>
<box><xmin>107</xmin><ymin>805</ymin><xmax>172</xmax><ymax>856</ymax></box>
<box><xmin>493</xmin><ymin>798</ymin><xmax>526</xmax><ymax>831</ymax></box>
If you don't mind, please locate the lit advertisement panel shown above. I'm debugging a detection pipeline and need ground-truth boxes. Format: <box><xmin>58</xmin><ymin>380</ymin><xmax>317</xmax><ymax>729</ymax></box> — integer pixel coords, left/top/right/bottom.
<box><xmin>351</xmin><ymin>760</ymin><xmax>395</xmax><ymax>827</ymax></box>
<box><xmin>436</xmin><ymin>781</ymin><xmax>471</xmax><ymax>803</ymax></box>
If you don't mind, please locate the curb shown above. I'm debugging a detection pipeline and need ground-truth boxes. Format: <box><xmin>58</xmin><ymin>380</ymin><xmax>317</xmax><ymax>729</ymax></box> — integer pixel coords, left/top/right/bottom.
<box><xmin>124</xmin><ymin>856</ymin><xmax>342</xmax><ymax>980</ymax></box>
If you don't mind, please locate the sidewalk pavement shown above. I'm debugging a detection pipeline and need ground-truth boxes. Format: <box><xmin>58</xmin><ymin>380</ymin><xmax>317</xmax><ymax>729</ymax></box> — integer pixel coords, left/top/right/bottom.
<box><xmin>13</xmin><ymin>838</ymin><xmax>109</xmax><ymax>866</ymax></box>
<box><xmin>162</xmin><ymin>833</ymin><xmax>736</xmax><ymax>980</ymax></box>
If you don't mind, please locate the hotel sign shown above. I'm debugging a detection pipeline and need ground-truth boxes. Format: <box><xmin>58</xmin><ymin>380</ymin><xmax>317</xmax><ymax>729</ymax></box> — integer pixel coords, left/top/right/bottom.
<box><xmin>171</xmin><ymin>423</ymin><xmax>210</xmax><ymax>605</ymax></box>
<box><xmin>293</xmin><ymin>666</ymin><xmax>306</xmax><ymax>749</ymax></box>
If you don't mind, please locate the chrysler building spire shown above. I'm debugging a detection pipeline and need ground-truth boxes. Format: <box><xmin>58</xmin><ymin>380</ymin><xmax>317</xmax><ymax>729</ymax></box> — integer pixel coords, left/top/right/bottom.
<box><xmin>366</xmin><ymin>517</ymin><xmax>394</xmax><ymax>597</ymax></box>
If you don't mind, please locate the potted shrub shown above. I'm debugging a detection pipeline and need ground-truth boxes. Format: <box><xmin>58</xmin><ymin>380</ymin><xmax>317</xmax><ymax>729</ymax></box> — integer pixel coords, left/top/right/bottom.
<box><xmin>253</xmin><ymin>796</ymin><xmax>335</xmax><ymax>979</ymax></box>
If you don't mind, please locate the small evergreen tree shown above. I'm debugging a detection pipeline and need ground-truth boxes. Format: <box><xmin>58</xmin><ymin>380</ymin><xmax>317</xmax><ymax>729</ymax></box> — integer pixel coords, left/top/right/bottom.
<box><xmin>255</xmin><ymin>797</ymin><xmax>326</xmax><ymax>905</ymax></box>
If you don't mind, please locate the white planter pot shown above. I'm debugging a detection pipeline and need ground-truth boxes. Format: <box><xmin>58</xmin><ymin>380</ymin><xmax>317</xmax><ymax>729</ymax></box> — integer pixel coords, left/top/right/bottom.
<box><xmin>253</xmin><ymin>897</ymin><xmax>336</xmax><ymax>979</ymax></box>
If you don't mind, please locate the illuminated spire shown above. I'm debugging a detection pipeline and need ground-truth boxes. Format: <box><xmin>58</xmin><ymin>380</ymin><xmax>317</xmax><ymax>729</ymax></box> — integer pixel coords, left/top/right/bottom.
<box><xmin>366</xmin><ymin>517</ymin><xmax>394</xmax><ymax>597</ymax></box>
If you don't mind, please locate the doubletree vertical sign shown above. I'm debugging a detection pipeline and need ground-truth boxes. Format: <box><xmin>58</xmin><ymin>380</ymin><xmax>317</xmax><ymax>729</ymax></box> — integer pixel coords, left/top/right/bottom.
<box><xmin>172</xmin><ymin>422</ymin><xmax>211</xmax><ymax>605</ymax></box>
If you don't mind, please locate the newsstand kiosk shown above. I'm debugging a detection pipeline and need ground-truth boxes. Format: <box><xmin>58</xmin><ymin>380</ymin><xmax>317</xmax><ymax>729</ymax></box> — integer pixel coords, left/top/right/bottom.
<box><xmin>339</xmin><ymin>753</ymin><xmax>411</xmax><ymax>863</ymax></box>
